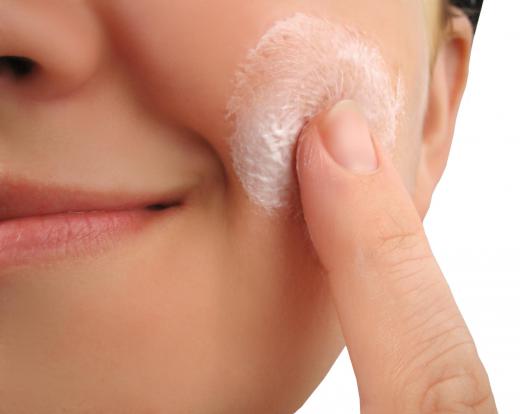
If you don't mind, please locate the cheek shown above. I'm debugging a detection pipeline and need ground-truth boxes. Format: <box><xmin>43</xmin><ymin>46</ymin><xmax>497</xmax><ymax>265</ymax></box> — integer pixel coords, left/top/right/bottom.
<box><xmin>391</xmin><ymin>41</ymin><xmax>430</xmax><ymax>194</ymax></box>
<box><xmin>225</xmin><ymin>12</ymin><xmax>405</xmax><ymax>213</ymax></box>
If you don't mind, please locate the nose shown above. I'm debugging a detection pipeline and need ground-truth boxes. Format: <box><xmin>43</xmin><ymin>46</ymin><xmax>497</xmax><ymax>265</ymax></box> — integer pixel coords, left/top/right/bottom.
<box><xmin>0</xmin><ymin>1</ymin><xmax>103</xmax><ymax>100</ymax></box>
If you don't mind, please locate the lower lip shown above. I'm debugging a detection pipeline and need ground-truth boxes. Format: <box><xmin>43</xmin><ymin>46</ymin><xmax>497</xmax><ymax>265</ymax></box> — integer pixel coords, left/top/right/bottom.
<box><xmin>0</xmin><ymin>208</ymin><xmax>168</xmax><ymax>269</ymax></box>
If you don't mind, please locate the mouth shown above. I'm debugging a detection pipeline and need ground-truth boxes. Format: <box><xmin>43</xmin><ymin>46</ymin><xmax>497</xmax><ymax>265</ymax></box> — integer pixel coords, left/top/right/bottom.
<box><xmin>0</xmin><ymin>175</ymin><xmax>185</xmax><ymax>269</ymax></box>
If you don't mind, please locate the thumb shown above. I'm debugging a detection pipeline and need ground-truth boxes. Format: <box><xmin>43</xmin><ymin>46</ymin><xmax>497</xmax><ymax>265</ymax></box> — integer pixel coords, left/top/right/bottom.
<box><xmin>295</xmin><ymin>100</ymin><xmax>495</xmax><ymax>413</ymax></box>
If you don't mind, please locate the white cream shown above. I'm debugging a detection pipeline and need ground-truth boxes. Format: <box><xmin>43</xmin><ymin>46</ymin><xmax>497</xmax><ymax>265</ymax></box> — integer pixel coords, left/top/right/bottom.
<box><xmin>225</xmin><ymin>12</ymin><xmax>405</xmax><ymax>212</ymax></box>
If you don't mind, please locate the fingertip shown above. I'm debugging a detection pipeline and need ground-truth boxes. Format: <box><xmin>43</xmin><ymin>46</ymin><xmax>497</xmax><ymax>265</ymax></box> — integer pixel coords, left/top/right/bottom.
<box><xmin>317</xmin><ymin>100</ymin><xmax>379</xmax><ymax>174</ymax></box>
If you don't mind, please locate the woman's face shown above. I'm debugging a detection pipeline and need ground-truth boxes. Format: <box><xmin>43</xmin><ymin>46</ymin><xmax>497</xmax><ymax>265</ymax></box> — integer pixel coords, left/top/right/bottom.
<box><xmin>1</xmin><ymin>0</ymin><xmax>446</xmax><ymax>412</ymax></box>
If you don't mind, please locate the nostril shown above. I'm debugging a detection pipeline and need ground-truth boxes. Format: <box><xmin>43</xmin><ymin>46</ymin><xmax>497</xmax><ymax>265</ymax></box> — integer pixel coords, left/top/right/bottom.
<box><xmin>0</xmin><ymin>56</ymin><xmax>38</xmax><ymax>79</ymax></box>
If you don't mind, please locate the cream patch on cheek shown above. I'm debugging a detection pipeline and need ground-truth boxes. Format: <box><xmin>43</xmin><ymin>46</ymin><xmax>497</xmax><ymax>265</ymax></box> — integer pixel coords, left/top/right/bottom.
<box><xmin>225</xmin><ymin>12</ymin><xmax>405</xmax><ymax>212</ymax></box>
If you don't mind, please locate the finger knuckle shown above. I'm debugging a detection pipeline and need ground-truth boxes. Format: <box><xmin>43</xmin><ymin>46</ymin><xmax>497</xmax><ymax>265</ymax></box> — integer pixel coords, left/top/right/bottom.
<box><xmin>376</xmin><ymin>206</ymin><xmax>424</xmax><ymax>245</ymax></box>
<box><xmin>369</xmin><ymin>211</ymin><xmax>432</xmax><ymax>275</ymax></box>
<box><xmin>397</xmin><ymin>339</ymin><xmax>495</xmax><ymax>414</ymax></box>
<box><xmin>418</xmin><ymin>363</ymin><xmax>494</xmax><ymax>413</ymax></box>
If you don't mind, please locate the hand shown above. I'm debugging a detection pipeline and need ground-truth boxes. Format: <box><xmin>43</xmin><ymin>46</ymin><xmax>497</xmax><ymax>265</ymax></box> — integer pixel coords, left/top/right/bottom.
<box><xmin>295</xmin><ymin>100</ymin><xmax>497</xmax><ymax>413</ymax></box>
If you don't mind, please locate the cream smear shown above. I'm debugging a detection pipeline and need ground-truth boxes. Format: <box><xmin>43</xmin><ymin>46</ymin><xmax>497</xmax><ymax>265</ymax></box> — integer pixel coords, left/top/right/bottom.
<box><xmin>225</xmin><ymin>12</ymin><xmax>405</xmax><ymax>212</ymax></box>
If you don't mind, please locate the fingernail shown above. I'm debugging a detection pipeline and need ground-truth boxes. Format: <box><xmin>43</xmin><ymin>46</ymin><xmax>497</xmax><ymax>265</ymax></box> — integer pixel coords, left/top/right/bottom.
<box><xmin>317</xmin><ymin>100</ymin><xmax>378</xmax><ymax>173</ymax></box>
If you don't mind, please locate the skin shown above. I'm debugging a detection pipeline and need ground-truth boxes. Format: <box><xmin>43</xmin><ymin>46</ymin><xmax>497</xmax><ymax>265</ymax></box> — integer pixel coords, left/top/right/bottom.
<box><xmin>0</xmin><ymin>0</ymin><xmax>496</xmax><ymax>412</ymax></box>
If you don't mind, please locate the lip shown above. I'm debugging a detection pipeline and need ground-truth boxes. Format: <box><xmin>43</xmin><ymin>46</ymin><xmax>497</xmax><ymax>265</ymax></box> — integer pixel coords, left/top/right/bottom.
<box><xmin>0</xmin><ymin>175</ymin><xmax>182</xmax><ymax>221</ymax></box>
<box><xmin>0</xmin><ymin>175</ymin><xmax>184</xmax><ymax>269</ymax></box>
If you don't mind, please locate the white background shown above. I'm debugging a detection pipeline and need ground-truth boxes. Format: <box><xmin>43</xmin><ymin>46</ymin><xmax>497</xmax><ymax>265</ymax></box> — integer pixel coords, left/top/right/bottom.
<box><xmin>297</xmin><ymin>0</ymin><xmax>520</xmax><ymax>412</ymax></box>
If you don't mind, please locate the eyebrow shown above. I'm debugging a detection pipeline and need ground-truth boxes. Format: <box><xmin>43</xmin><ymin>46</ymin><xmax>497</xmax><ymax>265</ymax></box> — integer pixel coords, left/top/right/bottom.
<box><xmin>450</xmin><ymin>0</ymin><xmax>484</xmax><ymax>32</ymax></box>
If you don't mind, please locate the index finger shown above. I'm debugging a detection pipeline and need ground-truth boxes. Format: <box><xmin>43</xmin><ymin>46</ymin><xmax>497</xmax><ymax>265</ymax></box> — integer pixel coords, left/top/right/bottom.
<box><xmin>295</xmin><ymin>100</ymin><xmax>496</xmax><ymax>413</ymax></box>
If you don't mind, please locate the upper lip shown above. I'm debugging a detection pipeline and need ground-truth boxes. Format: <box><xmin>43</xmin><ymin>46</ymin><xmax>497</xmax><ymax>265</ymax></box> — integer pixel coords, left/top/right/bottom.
<box><xmin>0</xmin><ymin>174</ymin><xmax>182</xmax><ymax>222</ymax></box>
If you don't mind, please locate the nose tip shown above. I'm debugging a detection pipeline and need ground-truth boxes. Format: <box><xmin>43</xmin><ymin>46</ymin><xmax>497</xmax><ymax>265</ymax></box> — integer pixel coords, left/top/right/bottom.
<box><xmin>0</xmin><ymin>2</ymin><xmax>103</xmax><ymax>100</ymax></box>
